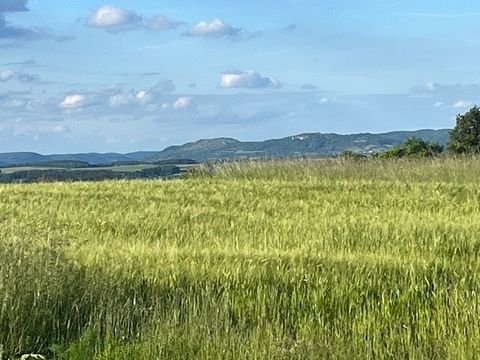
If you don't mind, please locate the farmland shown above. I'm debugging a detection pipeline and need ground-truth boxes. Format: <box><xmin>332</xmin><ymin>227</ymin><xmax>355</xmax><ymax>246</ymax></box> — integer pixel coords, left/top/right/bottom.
<box><xmin>0</xmin><ymin>164</ymin><xmax>157</xmax><ymax>175</ymax></box>
<box><xmin>1</xmin><ymin>158</ymin><xmax>480</xmax><ymax>359</ymax></box>
<box><xmin>0</xmin><ymin>161</ymin><xmax>198</xmax><ymax>183</ymax></box>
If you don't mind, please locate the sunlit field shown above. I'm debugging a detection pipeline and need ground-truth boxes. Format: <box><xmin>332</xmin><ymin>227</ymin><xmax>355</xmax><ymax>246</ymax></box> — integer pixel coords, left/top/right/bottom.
<box><xmin>1</xmin><ymin>158</ymin><xmax>480</xmax><ymax>359</ymax></box>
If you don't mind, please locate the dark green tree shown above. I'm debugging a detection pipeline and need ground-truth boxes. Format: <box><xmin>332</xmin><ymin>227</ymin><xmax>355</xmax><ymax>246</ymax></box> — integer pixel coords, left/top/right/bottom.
<box><xmin>380</xmin><ymin>137</ymin><xmax>443</xmax><ymax>159</ymax></box>
<box><xmin>448</xmin><ymin>106</ymin><xmax>480</xmax><ymax>154</ymax></box>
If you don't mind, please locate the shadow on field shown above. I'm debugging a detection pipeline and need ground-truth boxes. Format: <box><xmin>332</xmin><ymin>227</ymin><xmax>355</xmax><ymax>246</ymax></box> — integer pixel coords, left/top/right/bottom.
<box><xmin>0</xmin><ymin>240</ymin><xmax>156</xmax><ymax>358</ymax></box>
<box><xmin>1</xmin><ymin>239</ymin><xmax>480</xmax><ymax>359</ymax></box>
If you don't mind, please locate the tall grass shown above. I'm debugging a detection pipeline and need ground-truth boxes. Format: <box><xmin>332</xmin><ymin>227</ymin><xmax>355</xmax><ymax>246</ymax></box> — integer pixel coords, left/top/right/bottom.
<box><xmin>1</xmin><ymin>158</ymin><xmax>480</xmax><ymax>358</ymax></box>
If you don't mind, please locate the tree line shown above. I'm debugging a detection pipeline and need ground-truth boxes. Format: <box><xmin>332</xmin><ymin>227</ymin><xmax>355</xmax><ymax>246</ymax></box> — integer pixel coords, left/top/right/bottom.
<box><xmin>343</xmin><ymin>106</ymin><xmax>480</xmax><ymax>159</ymax></box>
<box><xmin>0</xmin><ymin>165</ymin><xmax>182</xmax><ymax>183</ymax></box>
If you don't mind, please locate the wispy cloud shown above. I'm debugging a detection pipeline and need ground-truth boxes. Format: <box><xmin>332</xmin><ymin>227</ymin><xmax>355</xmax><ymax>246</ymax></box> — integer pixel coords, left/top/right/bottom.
<box><xmin>185</xmin><ymin>19</ymin><xmax>241</xmax><ymax>39</ymax></box>
<box><xmin>0</xmin><ymin>68</ymin><xmax>40</xmax><ymax>82</ymax></box>
<box><xmin>145</xmin><ymin>15</ymin><xmax>184</xmax><ymax>31</ymax></box>
<box><xmin>3</xmin><ymin>59</ymin><xmax>37</xmax><ymax>67</ymax></box>
<box><xmin>108</xmin><ymin>79</ymin><xmax>176</xmax><ymax>107</ymax></box>
<box><xmin>453</xmin><ymin>100</ymin><xmax>473</xmax><ymax>108</ymax></box>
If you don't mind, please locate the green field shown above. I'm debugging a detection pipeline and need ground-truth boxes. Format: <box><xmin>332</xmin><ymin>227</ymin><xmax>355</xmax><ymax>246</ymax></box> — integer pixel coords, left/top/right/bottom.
<box><xmin>0</xmin><ymin>166</ymin><xmax>66</xmax><ymax>174</ymax></box>
<box><xmin>0</xmin><ymin>164</ymin><xmax>158</xmax><ymax>174</ymax></box>
<box><xmin>1</xmin><ymin>158</ymin><xmax>480</xmax><ymax>359</ymax></box>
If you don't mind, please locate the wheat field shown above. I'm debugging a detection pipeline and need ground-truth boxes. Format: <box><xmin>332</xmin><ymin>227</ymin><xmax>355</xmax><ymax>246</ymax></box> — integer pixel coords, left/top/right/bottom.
<box><xmin>1</xmin><ymin>158</ymin><xmax>480</xmax><ymax>359</ymax></box>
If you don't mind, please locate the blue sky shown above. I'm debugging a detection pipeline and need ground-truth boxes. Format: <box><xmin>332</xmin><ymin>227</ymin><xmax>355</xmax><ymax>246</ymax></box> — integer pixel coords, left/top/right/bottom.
<box><xmin>1</xmin><ymin>0</ymin><xmax>480</xmax><ymax>153</ymax></box>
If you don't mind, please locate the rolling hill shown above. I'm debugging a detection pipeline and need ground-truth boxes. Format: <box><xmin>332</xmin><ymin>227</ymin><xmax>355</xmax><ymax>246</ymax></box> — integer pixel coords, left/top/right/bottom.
<box><xmin>151</xmin><ymin>129</ymin><xmax>450</xmax><ymax>161</ymax></box>
<box><xmin>0</xmin><ymin>152</ymin><xmax>157</xmax><ymax>166</ymax></box>
<box><xmin>0</xmin><ymin>129</ymin><xmax>450</xmax><ymax>165</ymax></box>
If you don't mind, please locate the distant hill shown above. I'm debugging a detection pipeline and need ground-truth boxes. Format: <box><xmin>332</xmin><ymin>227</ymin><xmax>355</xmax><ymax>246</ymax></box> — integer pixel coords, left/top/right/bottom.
<box><xmin>0</xmin><ymin>129</ymin><xmax>450</xmax><ymax>166</ymax></box>
<box><xmin>0</xmin><ymin>152</ymin><xmax>49</xmax><ymax>165</ymax></box>
<box><xmin>0</xmin><ymin>152</ymin><xmax>157</xmax><ymax>166</ymax></box>
<box><xmin>48</xmin><ymin>151</ymin><xmax>161</xmax><ymax>164</ymax></box>
<box><xmin>151</xmin><ymin>129</ymin><xmax>451</xmax><ymax>161</ymax></box>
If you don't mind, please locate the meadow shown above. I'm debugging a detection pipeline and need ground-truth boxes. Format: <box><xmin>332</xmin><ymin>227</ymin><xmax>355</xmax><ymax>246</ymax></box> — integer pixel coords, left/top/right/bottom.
<box><xmin>1</xmin><ymin>158</ymin><xmax>480</xmax><ymax>359</ymax></box>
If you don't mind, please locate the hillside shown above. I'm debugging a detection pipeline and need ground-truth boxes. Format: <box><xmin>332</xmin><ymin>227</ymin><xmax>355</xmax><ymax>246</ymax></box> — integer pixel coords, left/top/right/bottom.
<box><xmin>0</xmin><ymin>152</ymin><xmax>50</xmax><ymax>165</ymax></box>
<box><xmin>0</xmin><ymin>151</ymin><xmax>156</xmax><ymax>166</ymax></box>
<box><xmin>0</xmin><ymin>129</ymin><xmax>450</xmax><ymax>165</ymax></box>
<box><xmin>152</xmin><ymin>129</ymin><xmax>450</xmax><ymax>161</ymax></box>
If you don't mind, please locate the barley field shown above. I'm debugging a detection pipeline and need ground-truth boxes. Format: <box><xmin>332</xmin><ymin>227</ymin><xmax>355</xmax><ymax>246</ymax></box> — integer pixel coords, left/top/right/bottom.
<box><xmin>1</xmin><ymin>158</ymin><xmax>480</xmax><ymax>359</ymax></box>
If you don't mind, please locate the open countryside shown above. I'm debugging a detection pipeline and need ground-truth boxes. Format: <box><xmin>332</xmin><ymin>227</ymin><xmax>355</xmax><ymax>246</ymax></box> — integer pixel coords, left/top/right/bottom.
<box><xmin>2</xmin><ymin>155</ymin><xmax>480</xmax><ymax>358</ymax></box>
<box><xmin>3</xmin><ymin>0</ymin><xmax>480</xmax><ymax>358</ymax></box>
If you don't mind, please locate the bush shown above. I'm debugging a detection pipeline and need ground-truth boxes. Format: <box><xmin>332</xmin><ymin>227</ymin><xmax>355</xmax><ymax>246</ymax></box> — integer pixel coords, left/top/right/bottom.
<box><xmin>379</xmin><ymin>137</ymin><xmax>443</xmax><ymax>159</ymax></box>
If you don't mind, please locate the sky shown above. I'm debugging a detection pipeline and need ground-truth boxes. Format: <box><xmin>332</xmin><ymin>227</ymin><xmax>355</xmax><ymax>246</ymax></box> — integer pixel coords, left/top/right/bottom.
<box><xmin>1</xmin><ymin>0</ymin><xmax>480</xmax><ymax>153</ymax></box>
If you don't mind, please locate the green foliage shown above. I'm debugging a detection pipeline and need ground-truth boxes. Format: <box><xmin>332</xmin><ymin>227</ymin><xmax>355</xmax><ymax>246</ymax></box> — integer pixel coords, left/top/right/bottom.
<box><xmin>151</xmin><ymin>159</ymin><xmax>198</xmax><ymax>165</ymax></box>
<box><xmin>340</xmin><ymin>150</ymin><xmax>367</xmax><ymax>160</ymax></box>
<box><xmin>2</xmin><ymin>159</ymin><xmax>480</xmax><ymax>358</ymax></box>
<box><xmin>379</xmin><ymin>137</ymin><xmax>443</xmax><ymax>159</ymax></box>
<box><xmin>138</xmin><ymin>165</ymin><xmax>181</xmax><ymax>177</ymax></box>
<box><xmin>448</xmin><ymin>106</ymin><xmax>480</xmax><ymax>154</ymax></box>
<box><xmin>21</xmin><ymin>161</ymin><xmax>90</xmax><ymax>169</ymax></box>
<box><xmin>0</xmin><ymin>166</ymin><xmax>182</xmax><ymax>183</ymax></box>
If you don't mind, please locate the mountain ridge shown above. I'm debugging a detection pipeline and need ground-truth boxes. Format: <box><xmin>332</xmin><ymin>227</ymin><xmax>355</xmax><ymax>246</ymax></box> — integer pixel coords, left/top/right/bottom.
<box><xmin>0</xmin><ymin>129</ymin><xmax>450</xmax><ymax>165</ymax></box>
<box><xmin>150</xmin><ymin>129</ymin><xmax>450</xmax><ymax>161</ymax></box>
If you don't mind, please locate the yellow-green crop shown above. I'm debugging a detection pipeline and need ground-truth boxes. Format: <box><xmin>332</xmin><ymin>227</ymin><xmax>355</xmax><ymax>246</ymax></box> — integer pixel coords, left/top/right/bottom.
<box><xmin>1</xmin><ymin>157</ymin><xmax>480</xmax><ymax>359</ymax></box>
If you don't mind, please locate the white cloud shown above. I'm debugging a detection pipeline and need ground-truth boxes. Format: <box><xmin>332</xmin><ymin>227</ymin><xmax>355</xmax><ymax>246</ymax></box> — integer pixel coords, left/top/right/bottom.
<box><xmin>108</xmin><ymin>91</ymin><xmax>150</xmax><ymax>107</ymax></box>
<box><xmin>186</xmin><ymin>19</ymin><xmax>241</xmax><ymax>38</ymax></box>
<box><xmin>453</xmin><ymin>100</ymin><xmax>472</xmax><ymax>108</ymax></box>
<box><xmin>108</xmin><ymin>93</ymin><xmax>131</xmax><ymax>107</ymax></box>
<box><xmin>136</xmin><ymin>89</ymin><xmax>148</xmax><ymax>99</ymax></box>
<box><xmin>0</xmin><ymin>69</ymin><xmax>15</xmax><ymax>81</ymax></box>
<box><xmin>424</xmin><ymin>81</ymin><xmax>439</xmax><ymax>91</ymax></box>
<box><xmin>59</xmin><ymin>94</ymin><xmax>85</xmax><ymax>109</ymax></box>
<box><xmin>219</xmin><ymin>70</ymin><xmax>281</xmax><ymax>89</ymax></box>
<box><xmin>108</xmin><ymin>80</ymin><xmax>175</xmax><ymax>108</ymax></box>
<box><xmin>0</xmin><ymin>68</ymin><xmax>39</xmax><ymax>82</ymax></box>
<box><xmin>87</xmin><ymin>5</ymin><xmax>142</xmax><ymax>32</ymax></box>
<box><xmin>411</xmin><ymin>81</ymin><xmax>440</xmax><ymax>93</ymax></box>
<box><xmin>433</xmin><ymin>101</ymin><xmax>443</xmax><ymax>107</ymax></box>
<box><xmin>319</xmin><ymin>97</ymin><xmax>330</xmax><ymax>104</ymax></box>
<box><xmin>146</xmin><ymin>15</ymin><xmax>183</xmax><ymax>31</ymax></box>
<box><xmin>136</xmin><ymin>90</ymin><xmax>147</xmax><ymax>99</ymax></box>
<box><xmin>173</xmin><ymin>96</ymin><xmax>192</xmax><ymax>109</ymax></box>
